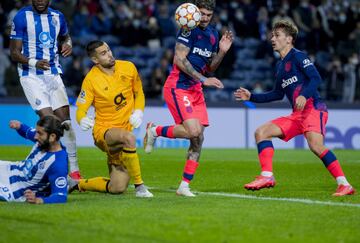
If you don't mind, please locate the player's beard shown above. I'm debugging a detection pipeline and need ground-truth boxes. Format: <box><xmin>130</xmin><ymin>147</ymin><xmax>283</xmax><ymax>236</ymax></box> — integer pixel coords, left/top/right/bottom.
<box><xmin>38</xmin><ymin>136</ymin><xmax>51</xmax><ymax>151</ymax></box>
<box><xmin>32</xmin><ymin>1</ymin><xmax>50</xmax><ymax>14</ymax></box>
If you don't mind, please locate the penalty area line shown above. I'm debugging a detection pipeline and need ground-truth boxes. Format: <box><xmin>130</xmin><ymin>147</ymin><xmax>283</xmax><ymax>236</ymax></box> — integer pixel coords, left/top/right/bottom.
<box><xmin>151</xmin><ymin>187</ymin><xmax>360</xmax><ymax>208</ymax></box>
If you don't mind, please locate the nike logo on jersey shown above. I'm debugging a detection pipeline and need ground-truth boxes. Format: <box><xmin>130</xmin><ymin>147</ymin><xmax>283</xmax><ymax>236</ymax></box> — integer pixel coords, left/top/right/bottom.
<box><xmin>192</xmin><ymin>47</ymin><xmax>212</xmax><ymax>57</ymax></box>
<box><xmin>282</xmin><ymin>76</ymin><xmax>298</xmax><ymax>88</ymax></box>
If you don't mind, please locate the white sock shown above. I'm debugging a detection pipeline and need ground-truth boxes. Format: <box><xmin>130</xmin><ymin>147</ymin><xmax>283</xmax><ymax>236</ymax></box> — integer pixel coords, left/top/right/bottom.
<box><xmin>261</xmin><ymin>171</ymin><xmax>273</xmax><ymax>177</ymax></box>
<box><xmin>179</xmin><ymin>180</ymin><xmax>189</xmax><ymax>189</ymax></box>
<box><xmin>61</xmin><ymin>120</ymin><xmax>79</xmax><ymax>172</ymax></box>
<box><xmin>336</xmin><ymin>176</ymin><xmax>350</xmax><ymax>186</ymax></box>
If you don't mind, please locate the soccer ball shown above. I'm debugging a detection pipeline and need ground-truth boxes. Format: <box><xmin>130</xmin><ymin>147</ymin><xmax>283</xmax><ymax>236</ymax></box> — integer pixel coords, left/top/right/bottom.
<box><xmin>175</xmin><ymin>3</ymin><xmax>201</xmax><ymax>30</ymax></box>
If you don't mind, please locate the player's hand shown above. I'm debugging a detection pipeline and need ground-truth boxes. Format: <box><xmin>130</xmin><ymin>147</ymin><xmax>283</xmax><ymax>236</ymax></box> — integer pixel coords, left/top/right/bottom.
<box><xmin>36</xmin><ymin>59</ymin><xmax>50</xmax><ymax>70</ymax></box>
<box><xmin>219</xmin><ymin>30</ymin><xmax>234</xmax><ymax>53</ymax></box>
<box><xmin>24</xmin><ymin>189</ymin><xmax>43</xmax><ymax>204</ymax></box>
<box><xmin>9</xmin><ymin>120</ymin><xmax>21</xmax><ymax>130</ymax></box>
<box><xmin>295</xmin><ymin>95</ymin><xmax>306</xmax><ymax>111</ymax></box>
<box><xmin>61</xmin><ymin>43</ymin><xmax>72</xmax><ymax>57</ymax></box>
<box><xmin>203</xmin><ymin>77</ymin><xmax>224</xmax><ymax>89</ymax></box>
<box><xmin>234</xmin><ymin>87</ymin><xmax>251</xmax><ymax>101</ymax></box>
<box><xmin>80</xmin><ymin>116</ymin><xmax>94</xmax><ymax>131</ymax></box>
<box><xmin>129</xmin><ymin>109</ymin><xmax>143</xmax><ymax>128</ymax></box>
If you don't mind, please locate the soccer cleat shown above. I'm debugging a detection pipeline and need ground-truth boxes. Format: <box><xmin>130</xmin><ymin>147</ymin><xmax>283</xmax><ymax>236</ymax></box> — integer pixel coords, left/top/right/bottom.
<box><xmin>135</xmin><ymin>184</ymin><xmax>154</xmax><ymax>198</ymax></box>
<box><xmin>144</xmin><ymin>122</ymin><xmax>157</xmax><ymax>154</ymax></box>
<box><xmin>69</xmin><ymin>170</ymin><xmax>82</xmax><ymax>180</ymax></box>
<box><xmin>332</xmin><ymin>184</ymin><xmax>355</xmax><ymax>196</ymax></box>
<box><xmin>176</xmin><ymin>187</ymin><xmax>196</xmax><ymax>197</ymax></box>
<box><xmin>67</xmin><ymin>176</ymin><xmax>80</xmax><ymax>193</ymax></box>
<box><xmin>244</xmin><ymin>175</ymin><xmax>276</xmax><ymax>190</ymax></box>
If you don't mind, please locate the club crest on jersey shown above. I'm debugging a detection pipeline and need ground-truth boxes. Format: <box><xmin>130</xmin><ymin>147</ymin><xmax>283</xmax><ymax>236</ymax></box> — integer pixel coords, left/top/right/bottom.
<box><xmin>285</xmin><ymin>61</ymin><xmax>292</xmax><ymax>72</ymax></box>
<box><xmin>51</xmin><ymin>17</ymin><xmax>58</xmax><ymax>26</ymax></box>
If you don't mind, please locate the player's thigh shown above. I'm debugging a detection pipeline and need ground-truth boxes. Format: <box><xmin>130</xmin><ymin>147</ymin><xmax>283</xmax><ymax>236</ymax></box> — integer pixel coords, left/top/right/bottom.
<box><xmin>303</xmin><ymin>110</ymin><xmax>328</xmax><ymax>136</ymax></box>
<box><xmin>163</xmin><ymin>88</ymin><xmax>200</xmax><ymax>124</ymax></box>
<box><xmin>182</xmin><ymin>118</ymin><xmax>203</xmax><ymax>137</ymax></box>
<box><xmin>47</xmin><ymin>75</ymin><xmax>69</xmax><ymax>111</ymax></box>
<box><xmin>104</xmin><ymin>127</ymin><xmax>136</xmax><ymax>149</ymax></box>
<box><xmin>271</xmin><ymin>114</ymin><xmax>302</xmax><ymax>141</ymax></box>
<box><xmin>20</xmin><ymin>74</ymin><xmax>51</xmax><ymax>110</ymax></box>
<box><xmin>108</xmin><ymin>164</ymin><xmax>130</xmax><ymax>193</ymax></box>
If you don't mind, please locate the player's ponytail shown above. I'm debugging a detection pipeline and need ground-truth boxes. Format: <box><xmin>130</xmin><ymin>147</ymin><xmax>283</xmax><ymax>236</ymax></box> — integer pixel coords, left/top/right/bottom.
<box><xmin>37</xmin><ymin>115</ymin><xmax>65</xmax><ymax>141</ymax></box>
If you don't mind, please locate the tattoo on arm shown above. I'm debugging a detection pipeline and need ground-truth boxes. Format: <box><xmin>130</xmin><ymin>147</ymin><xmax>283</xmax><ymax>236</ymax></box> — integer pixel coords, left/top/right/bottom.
<box><xmin>174</xmin><ymin>43</ymin><xmax>203</xmax><ymax>80</ymax></box>
<box><xmin>208</xmin><ymin>52</ymin><xmax>226</xmax><ymax>72</ymax></box>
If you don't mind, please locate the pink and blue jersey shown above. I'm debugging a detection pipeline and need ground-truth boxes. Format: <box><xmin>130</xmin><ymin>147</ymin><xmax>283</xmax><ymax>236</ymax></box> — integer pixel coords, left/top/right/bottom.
<box><xmin>250</xmin><ymin>48</ymin><xmax>327</xmax><ymax>112</ymax></box>
<box><xmin>10</xmin><ymin>6</ymin><xmax>68</xmax><ymax>77</ymax></box>
<box><xmin>164</xmin><ymin>26</ymin><xmax>219</xmax><ymax>91</ymax></box>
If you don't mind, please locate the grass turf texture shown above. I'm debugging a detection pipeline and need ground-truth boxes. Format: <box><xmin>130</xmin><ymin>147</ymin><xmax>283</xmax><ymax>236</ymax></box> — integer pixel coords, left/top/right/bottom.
<box><xmin>0</xmin><ymin>147</ymin><xmax>359</xmax><ymax>242</ymax></box>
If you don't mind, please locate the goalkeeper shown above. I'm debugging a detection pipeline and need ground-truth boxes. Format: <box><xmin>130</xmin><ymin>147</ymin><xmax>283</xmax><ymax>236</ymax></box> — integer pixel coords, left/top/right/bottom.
<box><xmin>71</xmin><ymin>40</ymin><xmax>153</xmax><ymax>197</ymax></box>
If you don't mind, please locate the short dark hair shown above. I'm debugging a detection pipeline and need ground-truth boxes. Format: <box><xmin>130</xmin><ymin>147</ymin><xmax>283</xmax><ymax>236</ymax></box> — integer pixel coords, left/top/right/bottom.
<box><xmin>272</xmin><ymin>20</ymin><xmax>298</xmax><ymax>44</ymax></box>
<box><xmin>86</xmin><ymin>40</ymin><xmax>105</xmax><ymax>57</ymax></box>
<box><xmin>194</xmin><ymin>0</ymin><xmax>216</xmax><ymax>11</ymax></box>
<box><xmin>37</xmin><ymin>115</ymin><xmax>66</xmax><ymax>141</ymax></box>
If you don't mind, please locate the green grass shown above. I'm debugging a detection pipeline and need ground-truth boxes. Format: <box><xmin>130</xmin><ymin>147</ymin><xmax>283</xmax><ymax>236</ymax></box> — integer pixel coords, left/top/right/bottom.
<box><xmin>0</xmin><ymin>147</ymin><xmax>359</xmax><ymax>242</ymax></box>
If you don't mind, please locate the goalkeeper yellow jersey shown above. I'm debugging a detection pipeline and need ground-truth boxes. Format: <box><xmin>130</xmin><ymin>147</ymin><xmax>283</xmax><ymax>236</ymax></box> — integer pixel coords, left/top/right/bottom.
<box><xmin>76</xmin><ymin>60</ymin><xmax>145</xmax><ymax>129</ymax></box>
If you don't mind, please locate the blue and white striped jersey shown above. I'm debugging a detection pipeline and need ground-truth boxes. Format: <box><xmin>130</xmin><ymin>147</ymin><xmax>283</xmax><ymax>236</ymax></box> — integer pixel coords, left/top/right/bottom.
<box><xmin>0</xmin><ymin>124</ymin><xmax>68</xmax><ymax>203</ymax></box>
<box><xmin>10</xmin><ymin>6</ymin><xmax>68</xmax><ymax>77</ymax></box>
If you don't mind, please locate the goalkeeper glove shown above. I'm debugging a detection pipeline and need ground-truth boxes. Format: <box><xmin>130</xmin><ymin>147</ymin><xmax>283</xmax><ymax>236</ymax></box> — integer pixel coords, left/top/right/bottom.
<box><xmin>79</xmin><ymin>116</ymin><xmax>94</xmax><ymax>131</ymax></box>
<box><xmin>129</xmin><ymin>109</ymin><xmax>143</xmax><ymax>128</ymax></box>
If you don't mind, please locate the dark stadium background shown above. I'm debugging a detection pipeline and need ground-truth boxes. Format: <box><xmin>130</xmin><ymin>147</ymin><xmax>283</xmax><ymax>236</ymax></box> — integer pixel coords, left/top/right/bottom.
<box><xmin>0</xmin><ymin>0</ymin><xmax>359</xmax><ymax>107</ymax></box>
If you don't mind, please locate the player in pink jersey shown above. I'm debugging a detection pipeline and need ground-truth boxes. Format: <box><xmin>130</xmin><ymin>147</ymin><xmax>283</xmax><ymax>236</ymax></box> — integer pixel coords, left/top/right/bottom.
<box><xmin>144</xmin><ymin>0</ymin><xmax>233</xmax><ymax>196</ymax></box>
<box><xmin>234</xmin><ymin>20</ymin><xmax>355</xmax><ymax>196</ymax></box>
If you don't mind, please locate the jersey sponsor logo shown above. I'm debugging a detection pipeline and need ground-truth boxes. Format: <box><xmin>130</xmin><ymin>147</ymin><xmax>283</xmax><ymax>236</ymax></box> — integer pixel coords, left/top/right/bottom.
<box><xmin>192</xmin><ymin>47</ymin><xmax>212</xmax><ymax>57</ymax></box>
<box><xmin>55</xmin><ymin>177</ymin><xmax>67</xmax><ymax>188</ymax></box>
<box><xmin>281</xmin><ymin>76</ymin><xmax>298</xmax><ymax>88</ymax></box>
<box><xmin>114</xmin><ymin>93</ymin><xmax>127</xmax><ymax>111</ymax></box>
<box><xmin>39</xmin><ymin>31</ymin><xmax>54</xmax><ymax>48</ymax></box>
<box><xmin>302</xmin><ymin>58</ymin><xmax>313</xmax><ymax>68</ymax></box>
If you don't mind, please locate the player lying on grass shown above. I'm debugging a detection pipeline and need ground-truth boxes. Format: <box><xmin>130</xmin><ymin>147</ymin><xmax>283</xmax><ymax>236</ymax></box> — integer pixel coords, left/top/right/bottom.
<box><xmin>68</xmin><ymin>40</ymin><xmax>152</xmax><ymax>197</ymax></box>
<box><xmin>234</xmin><ymin>20</ymin><xmax>355</xmax><ymax>196</ymax></box>
<box><xmin>0</xmin><ymin>116</ymin><xmax>68</xmax><ymax>204</ymax></box>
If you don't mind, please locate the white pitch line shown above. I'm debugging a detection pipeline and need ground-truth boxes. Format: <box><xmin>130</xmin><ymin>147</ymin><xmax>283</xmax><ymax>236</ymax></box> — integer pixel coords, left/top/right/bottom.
<box><xmin>151</xmin><ymin>187</ymin><xmax>360</xmax><ymax>208</ymax></box>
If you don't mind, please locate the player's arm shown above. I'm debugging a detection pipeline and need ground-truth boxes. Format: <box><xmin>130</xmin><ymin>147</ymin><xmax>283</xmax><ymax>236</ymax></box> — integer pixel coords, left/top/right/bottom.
<box><xmin>174</xmin><ymin>43</ymin><xmax>223</xmax><ymax>88</ymax></box>
<box><xmin>234</xmin><ymin>80</ymin><xmax>284</xmax><ymax>103</ymax></box>
<box><xmin>297</xmin><ymin>56</ymin><xmax>322</xmax><ymax>99</ymax></box>
<box><xmin>207</xmin><ymin>30</ymin><xmax>234</xmax><ymax>72</ymax></box>
<box><xmin>9</xmin><ymin>120</ymin><xmax>36</xmax><ymax>143</ymax></box>
<box><xmin>58</xmin><ymin>33</ymin><xmax>72</xmax><ymax>57</ymax></box>
<box><xmin>58</xmin><ymin>12</ymin><xmax>72</xmax><ymax>57</ymax></box>
<box><xmin>76</xmin><ymin>78</ymin><xmax>95</xmax><ymax>131</ymax></box>
<box><xmin>129</xmin><ymin>64</ymin><xmax>145</xmax><ymax>128</ymax></box>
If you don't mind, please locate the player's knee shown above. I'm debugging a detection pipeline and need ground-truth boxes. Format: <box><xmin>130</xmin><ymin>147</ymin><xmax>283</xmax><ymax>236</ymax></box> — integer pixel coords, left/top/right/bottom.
<box><xmin>109</xmin><ymin>185</ymin><xmax>126</xmax><ymax>194</ymax></box>
<box><xmin>109</xmin><ymin>183</ymin><xmax>127</xmax><ymax>194</ymax></box>
<box><xmin>255</xmin><ymin>127</ymin><xmax>267</xmax><ymax>141</ymax></box>
<box><xmin>187</xmin><ymin>127</ymin><xmax>202</xmax><ymax>138</ymax></box>
<box><xmin>123</xmin><ymin>133</ymin><xmax>136</xmax><ymax>147</ymax></box>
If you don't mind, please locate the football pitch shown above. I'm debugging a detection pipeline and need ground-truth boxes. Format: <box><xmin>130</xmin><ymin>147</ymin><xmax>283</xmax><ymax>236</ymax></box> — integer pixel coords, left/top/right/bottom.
<box><xmin>0</xmin><ymin>147</ymin><xmax>359</xmax><ymax>242</ymax></box>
